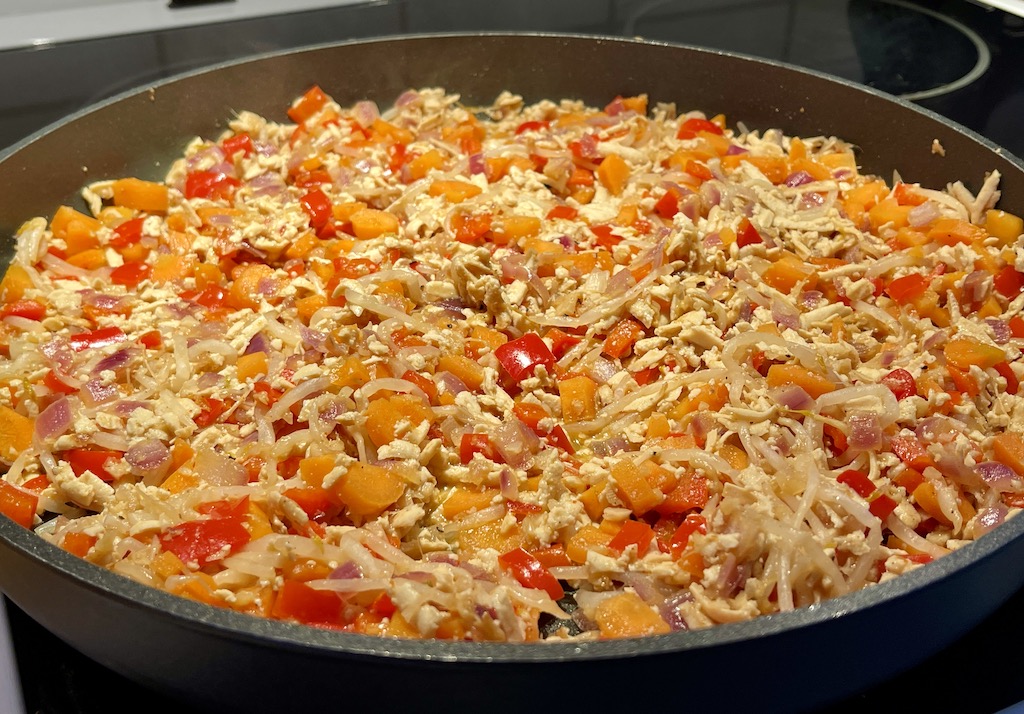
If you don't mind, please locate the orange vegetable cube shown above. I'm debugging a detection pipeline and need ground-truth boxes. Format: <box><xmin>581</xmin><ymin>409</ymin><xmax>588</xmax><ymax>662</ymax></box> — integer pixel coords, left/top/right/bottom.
<box><xmin>597</xmin><ymin>153</ymin><xmax>630</xmax><ymax>195</ymax></box>
<box><xmin>364</xmin><ymin>393</ymin><xmax>434</xmax><ymax>447</ymax></box>
<box><xmin>559</xmin><ymin>375</ymin><xmax>598</xmax><ymax>423</ymax></box>
<box><xmin>766</xmin><ymin>364</ymin><xmax>836</xmax><ymax>398</ymax></box>
<box><xmin>331</xmin><ymin>461</ymin><xmax>406</xmax><ymax>517</ymax></box>
<box><xmin>437</xmin><ymin>354</ymin><xmax>485</xmax><ymax>392</ymax></box>
<box><xmin>428</xmin><ymin>179</ymin><xmax>482</xmax><ymax>203</ymax></box>
<box><xmin>927</xmin><ymin>218</ymin><xmax>987</xmax><ymax>246</ymax></box>
<box><xmin>594</xmin><ymin>592</ymin><xmax>671</xmax><ymax>638</ymax></box>
<box><xmin>112</xmin><ymin>178</ymin><xmax>169</xmax><ymax>213</ymax></box>
<box><xmin>611</xmin><ymin>458</ymin><xmax>662</xmax><ymax>515</ymax></box>
<box><xmin>566</xmin><ymin>524</ymin><xmax>614</xmax><ymax>563</ymax></box>
<box><xmin>236</xmin><ymin>351</ymin><xmax>269</xmax><ymax>381</ymax></box>
<box><xmin>406</xmin><ymin>149</ymin><xmax>445</xmax><ymax>180</ymax></box>
<box><xmin>349</xmin><ymin>209</ymin><xmax>400</xmax><ymax>239</ymax></box>
<box><xmin>0</xmin><ymin>405</ymin><xmax>34</xmax><ymax>463</ymax></box>
<box><xmin>944</xmin><ymin>338</ymin><xmax>1005</xmax><ymax>370</ymax></box>
<box><xmin>993</xmin><ymin>432</ymin><xmax>1024</xmax><ymax>476</ymax></box>
<box><xmin>761</xmin><ymin>253</ymin><xmax>817</xmax><ymax>294</ymax></box>
<box><xmin>0</xmin><ymin>264</ymin><xmax>33</xmax><ymax>303</ymax></box>
<box><xmin>441</xmin><ymin>486</ymin><xmax>499</xmax><ymax>519</ymax></box>
<box><xmin>984</xmin><ymin>209</ymin><xmax>1024</xmax><ymax>244</ymax></box>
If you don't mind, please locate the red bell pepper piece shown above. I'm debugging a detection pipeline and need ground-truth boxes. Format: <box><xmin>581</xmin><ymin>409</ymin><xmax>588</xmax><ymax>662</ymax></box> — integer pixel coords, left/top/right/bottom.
<box><xmin>287</xmin><ymin>85</ymin><xmax>329</xmax><ymax>124</ymax></box>
<box><xmin>459</xmin><ymin>433</ymin><xmax>504</xmax><ymax>464</ymax></box>
<box><xmin>545</xmin><ymin>204</ymin><xmax>578</xmax><ymax>221</ymax></box>
<box><xmin>300</xmin><ymin>188</ymin><xmax>333</xmax><ymax>230</ymax></box>
<box><xmin>882</xmin><ymin>368</ymin><xmax>917</xmax><ymax>400</ymax></box>
<box><xmin>110</xmin><ymin>261</ymin><xmax>151</xmax><ymax>288</ymax></box>
<box><xmin>506</xmin><ymin>499</ymin><xmax>543</xmax><ymax>520</ymax></box>
<box><xmin>669</xmin><ymin>513</ymin><xmax>707</xmax><ymax>558</ymax></box>
<box><xmin>608</xmin><ymin>519</ymin><xmax>656</xmax><ymax>556</ymax></box>
<box><xmin>684</xmin><ymin>160</ymin><xmax>714</xmax><ymax>182</ymax></box>
<box><xmin>602</xmin><ymin>318</ymin><xmax>646</xmax><ymax>360</ymax></box>
<box><xmin>494</xmin><ymin>332</ymin><xmax>556</xmax><ymax>381</ymax></box>
<box><xmin>0</xmin><ymin>299</ymin><xmax>46</xmax><ymax>321</ymax></box>
<box><xmin>543</xmin><ymin>328</ymin><xmax>581</xmax><ymax>359</ymax></box>
<box><xmin>109</xmin><ymin>217</ymin><xmax>144</xmax><ymax>248</ymax></box>
<box><xmin>185</xmin><ymin>171</ymin><xmax>240</xmax><ymax>201</ymax></box>
<box><xmin>885</xmin><ymin>273</ymin><xmax>928</xmax><ymax>305</ymax></box>
<box><xmin>68</xmin><ymin>326</ymin><xmax>127</xmax><ymax>352</ymax></box>
<box><xmin>221</xmin><ymin>132</ymin><xmax>254</xmax><ymax>158</ymax></box>
<box><xmin>271</xmin><ymin>579</ymin><xmax>346</xmax><ymax>627</ymax></box>
<box><xmin>677</xmin><ymin>117</ymin><xmax>723</xmax><ymax>140</ymax></box>
<box><xmin>736</xmin><ymin>217</ymin><xmax>762</xmax><ymax>247</ymax></box>
<box><xmin>515</xmin><ymin>120</ymin><xmax>550</xmax><ymax>135</ymax></box>
<box><xmin>837</xmin><ymin>469</ymin><xmax>875</xmax><ymax>498</ymax></box>
<box><xmin>64</xmin><ymin>448</ymin><xmax>124</xmax><ymax>483</ymax></box>
<box><xmin>995</xmin><ymin>361</ymin><xmax>1019</xmax><ymax>395</ymax></box>
<box><xmin>159</xmin><ymin>499</ymin><xmax>251</xmax><ymax>567</ymax></box>
<box><xmin>0</xmin><ymin>480</ymin><xmax>38</xmax><ymax>528</ymax></box>
<box><xmin>890</xmin><ymin>435</ymin><xmax>935</xmax><ymax>470</ymax></box>
<box><xmin>498</xmin><ymin>547</ymin><xmax>564</xmax><ymax>600</ymax></box>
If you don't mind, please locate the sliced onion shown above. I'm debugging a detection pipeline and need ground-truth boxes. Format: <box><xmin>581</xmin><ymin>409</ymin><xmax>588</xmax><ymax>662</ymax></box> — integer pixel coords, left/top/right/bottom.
<box><xmin>94</xmin><ymin>348</ymin><xmax>134</xmax><ymax>373</ymax></box>
<box><xmin>986</xmin><ymin>318</ymin><xmax>1010</xmax><ymax>345</ymax></box>
<box><xmin>329</xmin><ymin>561</ymin><xmax>363</xmax><ymax>580</ymax></box>
<box><xmin>974</xmin><ymin>505</ymin><xmax>1008</xmax><ymax>536</ymax></box>
<box><xmin>784</xmin><ymin>170</ymin><xmax>813</xmax><ymax>187</ymax></box>
<box><xmin>244</xmin><ymin>333</ymin><xmax>270</xmax><ymax>355</ymax></box>
<box><xmin>81</xmin><ymin>379</ymin><xmax>118</xmax><ymax>407</ymax></box>
<box><xmin>847</xmin><ymin>413</ymin><xmax>884</xmax><ymax>451</ymax></box>
<box><xmin>773</xmin><ymin>384</ymin><xmax>814</xmax><ymax>410</ymax></box>
<box><xmin>125</xmin><ymin>438</ymin><xmax>171</xmax><ymax>478</ymax></box>
<box><xmin>41</xmin><ymin>337</ymin><xmax>74</xmax><ymax>373</ymax></box>
<box><xmin>658</xmin><ymin>590</ymin><xmax>693</xmax><ymax>631</ymax></box>
<box><xmin>266</xmin><ymin>376</ymin><xmax>331</xmax><ymax>422</ymax></box>
<box><xmin>975</xmin><ymin>461</ymin><xmax>1016</xmax><ymax>491</ymax></box>
<box><xmin>35</xmin><ymin>397</ymin><xmax>72</xmax><ymax>442</ymax></box>
<box><xmin>352</xmin><ymin>100</ymin><xmax>380</xmax><ymax>129</ymax></box>
<box><xmin>907</xmin><ymin>200</ymin><xmax>941</xmax><ymax>227</ymax></box>
<box><xmin>771</xmin><ymin>298</ymin><xmax>801</xmax><ymax>330</ymax></box>
<box><xmin>591</xmin><ymin>436</ymin><xmax>630</xmax><ymax>457</ymax></box>
<box><xmin>492</xmin><ymin>419</ymin><xmax>541</xmax><ymax>468</ymax></box>
<box><xmin>193</xmin><ymin>448</ymin><xmax>248</xmax><ymax>487</ymax></box>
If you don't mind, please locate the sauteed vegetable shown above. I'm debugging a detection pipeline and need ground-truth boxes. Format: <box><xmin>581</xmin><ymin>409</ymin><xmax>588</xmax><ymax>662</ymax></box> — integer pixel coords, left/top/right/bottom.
<box><xmin>1</xmin><ymin>86</ymin><xmax>1022</xmax><ymax>640</ymax></box>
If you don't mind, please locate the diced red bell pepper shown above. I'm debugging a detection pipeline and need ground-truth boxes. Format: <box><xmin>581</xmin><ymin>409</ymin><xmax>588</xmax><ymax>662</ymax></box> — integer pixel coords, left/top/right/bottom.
<box><xmin>1010</xmin><ymin>316</ymin><xmax>1024</xmax><ymax>339</ymax></box>
<box><xmin>0</xmin><ymin>480</ymin><xmax>38</xmax><ymax>528</ymax></box>
<box><xmin>529</xmin><ymin>545</ymin><xmax>572</xmax><ymax>569</ymax></box>
<box><xmin>654</xmin><ymin>185</ymin><xmax>686</xmax><ymax>219</ymax></box>
<box><xmin>882</xmin><ymin>368</ymin><xmax>917</xmax><ymax>401</ymax></box>
<box><xmin>656</xmin><ymin>472</ymin><xmax>709</xmax><ymax>516</ymax></box>
<box><xmin>868</xmin><ymin>493</ymin><xmax>898</xmax><ymax>520</ymax></box>
<box><xmin>837</xmin><ymin>469</ymin><xmax>875</xmax><ymax>498</ymax></box>
<box><xmin>109</xmin><ymin>217</ymin><xmax>144</xmax><ymax>248</ymax></box>
<box><xmin>494</xmin><ymin>332</ymin><xmax>556</xmax><ymax>381</ymax></box>
<box><xmin>185</xmin><ymin>171</ymin><xmax>240</xmax><ymax>201</ymax></box>
<box><xmin>271</xmin><ymin>579</ymin><xmax>346</xmax><ymax>627</ymax></box>
<box><xmin>677</xmin><ymin>117</ymin><xmax>723</xmax><ymax>140</ymax></box>
<box><xmin>284</xmin><ymin>487</ymin><xmax>341</xmax><ymax>523</ymax></box>
<box><xmin>608</xmin><ymin>519</ymin><xmax>656</xmax><ymax>556</ymax></box>
<box><xmin>43</xmin><ymin>370</ymin><xmax>78</xmax><ymax>395</ymax></box>
<box><xmin>736</xmin><ymin>218</ymin><xmax>762</xmax><ymax>247</ymax></box>
<box><xmin>515</xmin><ymin>120</ymin><xmax>550</xmax><ymax>135</ymax></box>
<box><xmin>995</xmin><ymin>361</ymin><xmax>1019</xmax><ymax>395</ymax></box>
<box><xmin>544</xmin><ymin>328</ymin><xmax>581</xmax><ymax>359</ymax></box>
<box><xmin>544</xmin><ymin>424</ymin><xmax>575</xmax><ymax>454</ymax></box>
<box><xmin>684</xmin><ymin>160</ymin><xmax>714</xmax><ymax>182</ymax></box>
<box><xmin>498</xmin><ymin>547</ymin><xmax>564</xmax><ymax>600</ymax></box>
<box><xmin>300</xmin><ymin>188</ymin><xmax>333</xmax><ymax>230</ymax></box>
<box><xmin>590</xmin><ymin>224</ymin><xmax>620</xmax><ymax>250</ymax></box>
<box><xmin>221</xmin><ymin>132</ymin><xmax>254</xmax><ymax>158</ymax></box>
<box><xmin>602</xmin><ymin>318</ymin><xmax>646</xmax><ymax>360</ymax></box>
<box><xmin>138</xmin><ymin>330</ymin><xmax>163</xmax><ymax>349</ymax></box>
<box><xmin>890</xmin><ymin>435</ymin><xmax>935</xmax><ymax>471</ymax></box>
<box><xmin>194</xmin><ymin>397</ymin><xmax>226</xmax><ymax>427</ymax></box>
<box><xmin>287</xmin><ymin>85</ymin><xmax>330</xmax><ymax>124</ymax></box>
<box><xmin>669</xmin><ymin>513</ymin><xmax>707</xmax><ymax>558</ymax></box>
<box><xmin>569</xmin><ymin>133</ymin><xmax>600</xmax><ymax>161</ymax></box>
<box><xmin>110</xmin><ymin>261</ymin><xmax>151</xmax><ymax>288</ymax></box>
<box><xmin>994</xmin><ymin>266</ymin><xmax>1024</xmax><ymax>298</ymax></box>
<box><xmin>893</xmin><ymin>182</ymin><xmax>927</xmax><ymax>206</ymax></box>
<box><xmin>512</xmin><ymin>402</ymin><xmax>549</xmax><ymax>431</ymax></box>
<box><xmin>68</xmin><ymin>326</ymin><xmax>127</xmax><ymax>352</ymax></box>
<box><xmin>0</xmin><ymin>299</ymin><xmax>46</xmax><ymax>321</ymax></box>
<box><xmin>885</xmin><ymin>273</ymin><xmax>929</xmax><ymax>305</ymax></box>
<box><xmin>506</xmin><ymin>499</ymin><xmax>543</xmax><ymax>520</ymax></box>
<box><xmin>459</xmin><ymin>433</ymin><xmax>504</xmax><ymax>464</ymax></box>
<box><xmin>64</xmin><ymin>448</ymin><xmax>124</xmax><ymax>483</ymax></box>
<box><xmin>824</xmin><ymin>422</ymin><xmax>848</xmax><ymax>456</ymax></box>
<box><xmin>545</xmin><ymin>204</ymin><xmax>578</xmax><ymax>221</ymax></box>
<box><xmin>159</xmin><ymin>503</ymin><xmax>251</xmax><ymax>567</ymax></box>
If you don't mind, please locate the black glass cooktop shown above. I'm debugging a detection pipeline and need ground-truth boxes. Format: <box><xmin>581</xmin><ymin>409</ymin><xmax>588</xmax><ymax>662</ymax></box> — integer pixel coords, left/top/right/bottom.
<box><xmin>1</xmin><ymin>1</ymin><xmax>1023</xmax><ymax>713</ymax></box>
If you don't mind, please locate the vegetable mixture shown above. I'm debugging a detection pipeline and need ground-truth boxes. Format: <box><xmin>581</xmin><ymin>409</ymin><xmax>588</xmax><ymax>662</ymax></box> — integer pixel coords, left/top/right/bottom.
<box><xmin>1</xmin><ymin>86</ymin><xmax>1023</xmax><ymax>641</ymax></box>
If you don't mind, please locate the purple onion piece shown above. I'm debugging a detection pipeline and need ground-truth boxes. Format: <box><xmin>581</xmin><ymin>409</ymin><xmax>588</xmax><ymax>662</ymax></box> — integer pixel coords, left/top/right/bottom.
<box><xmin>81</xmin><ymin>379</ymin><xmax>118</xmax><ymax>407</ymax></box>
<box><xmin>94</xmin><ymin>348</ymin><xmax>133</xmax><ymax>374</ymax></box>
<box><xmin>771</xmin><ymin>298</ymin><xmax>801</xmax><ymax>331</ymax></box>
<box><xmin>125</xmin><ymin>438</ymin><xmax>171</xmax><ymax>476</ymax></box>
<box><xmin>725</xmin><ymin>144</ymin><xmax>749</xmax><ymax>156</ymax></box>
<box><xmin>847</xmin><ymin>413</ymin><xmax>883</xmax><ymax>451</ymax></box>
<box><xmin>975</xmin><ymin>505</ymin><xmax>1009</xmax><ymax>536</ymax></box>
<box><xmin>976</xmin><ymin>461</ymin><xmax>1016</xmax><ymax>492</ymax></box>
<box><xmin>41</xmin><ymin>338</ymin><xmax>75</xmax><ymax>372</ymax></box>
<box><xmin>784</xmin><ymin>170</ymin><xmax>814</xmax><ymax>187</ymax></box>
<box><xmin>986</xmin><ymin>318</ymin><xmax>1011</xmax><ymax>345</ymax></box>
<box><xmin>35</xmin><ymin>396</ymin><xmax>72</xmax><ymax>441</ymax></box>
<box><xmin>468</xmin><ymin>153</ymin><xmax>486</xmax><ymax>175</ymax></box>
<box><xmin>244</xmin><ymin>332</ymin><xmax>270</xmax><ymax>355</ymax></box>
<box><xmin>773</xmin><ymin>385</ymin><xmax>814</xmax><ymax>411</ymax></box>
<box><xmin>658</xmin><ymin>591</ymin><xmax>693</xmax><ymax>631</ymax></box>
<box><xmin>329</xmin><ymin>561</ymin><xmax>363</xmax><ymax>580</ymax></box>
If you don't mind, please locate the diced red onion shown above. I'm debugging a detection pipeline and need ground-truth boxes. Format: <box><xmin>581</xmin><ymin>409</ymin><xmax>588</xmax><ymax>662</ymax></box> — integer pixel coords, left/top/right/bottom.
<box><xmin>557</xmin><ymin>235</ymin><xmax>574</xmax><ymax>251</ymax></box>
<box><xmin>799</xmin><ymin>290</ymin><xmax>824</xmax><ymax>310</ymax></box>
<box><xmin>907</xmin><ymin>201</ymin><xmax>941</xmax><ymax>227</ymax></box>
<box><xmin>395</xmin><ymin>90</ymin><xmax>420</xmax><ymax>108</ymax></box>
<box><xmin>94</xmin><ymin>349</ymin><xmax>133</xmax><ymax>373</ymax></box>
<box><xmin>81</xmin><ymin>379</ymin><xmax>118</xmax><ymax>407</ymax></box>
<box><xmin>771</xmin><ymin>298</ymin><xmax>801</xmax><ymax>330</ymax></box>
<box><xmin>605</xmin><ymin>267</ymin><xmax>636</xmax><ymax>297</ymax></box>
<box><xmin>35</xmin><ymin>396</ymin><xmax>72</xmax><ymax>441</ymax></box>
<box><xmin>975</xmin><ymin>461</ymin><xmax>1016</xmax><ymax>491</ymax></box>
<box><xmin>468</xmin><ymin>153</ymin><xmax>486</xmax><ymax>175</ymax></box>
<box><xmin>352</xmin><ymin>100</ymin><xmax>380</xmax><ymax>129</ymax></box>
<box><xmin>41</xmin><ymin>338</ymin><xmax>74</xmax><ymax>372</ymax></box>
<box><xmin>784</xmin><ymin>170</ymin><xmax>814</xmax><ymax>187</ymax></box>
<box><xmin>329</xmin><ymin>561</ymin><xmax>363</xmax><ymax>580</ymax></box>
<box><xmin>975</xmin><ymin>505</ymin><xmax>1008</xmax><ymax>536</ymax></box>
<box><xmin>915</xmin><ymin>416</ymin><xmax>958</xmax><ymax>444</ymax></box>
<box><xmin>847</xmin><ymin>413</ymin><xmax>884</xmax><ymax>451</ymax></box>
<box><xmin>700</xmin><ymin>181</ymin><xmax>722</xmax><ymax>209</ymax></box>
<box><xmin>125</xmin><ymin>438</ymin><xmax>171</xmax><ymax>477</ymax></box>
<box><xmin>962</xmin><ymin>270</ymin><xmax>991</xmax><ymax>306</ymax></box>
<box><xmin>436</xmin><ymin>371</ymin><xmax>469</xmax><ymax>398</ymax></box>
<box><xmin>113</xmin><ymin>400</ymin><xmax>149</xmax><ymax>416</ymax></box>
<box><xmin>986</xmin><ymin>319</ymin><xmax>1011</xmax><ymax>345</ymax></box>
<box><xmin>244</xmin><ymin>333</ymin><xmax>270</xmax><ymax>355</ymax></box>
<box><xmin>586</xmin><ymin>357</ymin><xmax>619</xmax><ymax>384</ymax></box>
<box><xmin>591</xmin><ymin>436</ymin><xmax>630</xmax><ymax>457</ymax></box>
<box><xmin>492</xmin><ymin>419</ymin><xmax>541</xmax><ymax>468</ymax></box>
<box><xmin>798</xmin><ymin>192</ymin><xmax>826</xmax><ymax>211</ymax></box>
<box><xmin>658</xmin><ymin>590</ymin><xmax>693</xmax><ymax>631</ymax></box>
<box><xmin>772</xmin><ymin>384</ymin><xmax>814</xmax><ymax>410</ymax></box>
<box><xmin>299</xmin><ymin>327</ymin><xmax>328</xmax><ymax>351</ymax></box>
<box><xmin>680</xmin><ymin>194</ymin><xmax>702</xmax><ymax>222</ymax></box>
<box><xmin>703</xmin><ymin>232</ymin><xmax>722</xmax><ymax>248</ymax></box>
<box><xmin>499</xmin><ymin>468</ymin><xmax>519</xmax><ymax>501</ymax></box>
<box><xmin>79</xmin><ymin>290</ymin><xmax>127</xmax><ymax>312</ymax></box>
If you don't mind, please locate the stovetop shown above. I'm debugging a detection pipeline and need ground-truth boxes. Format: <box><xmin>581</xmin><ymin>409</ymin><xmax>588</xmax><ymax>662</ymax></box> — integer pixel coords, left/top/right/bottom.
<box><xmin>1</xmin><ymin>1</ymin><xmax>1023</xmax><ymax>712</ymax></box>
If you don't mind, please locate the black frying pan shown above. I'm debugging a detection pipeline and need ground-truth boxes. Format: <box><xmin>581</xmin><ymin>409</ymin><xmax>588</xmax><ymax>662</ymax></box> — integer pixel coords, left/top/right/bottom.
<box><xmin>1</xmin><ymin>34</ymin><xmax>1023</xmax><ymax>714</ymax></box>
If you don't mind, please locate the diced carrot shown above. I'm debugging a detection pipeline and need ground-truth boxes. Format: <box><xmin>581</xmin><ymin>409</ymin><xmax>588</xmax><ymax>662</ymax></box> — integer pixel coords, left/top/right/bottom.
<box><xmin>494</xmin><ymin>215</ymin><xmax>541</xmax><ymax>243</ymax></box>
<box><xmin>927</xmin><ymin>218</ymin><xmax>988</xmax><ymax>246</ymax></box>
<box><xmin>406</xmin><ymin>149</ymin><xmax>446</xmax><ymax>180</ymax></box>
<box><xmin>597</xmin><ymin>153</ymin><xmax>630</xmax><ymax>195</ymax></box>
<box><xmin>441</xmin><ymin>486</ymin><xmax>499</xmax><ymax>519</ymax></box>
<box><xmin>65</xmin><ymin>248</ymin><xmax>107</xmax><ymax>270</ymax></box>
<box><xmin>559</xmin><ymin>375</ymin><xmax>598</xmax><ymax>423</ymax></box>
<box><xmin>765</xmin><ymin>363</ymin><xmax>836</xmax><ymax>398</ymax></box>
<box><xmin>761</xmin><ymin>253</ymin><xmax>817</xmax><ymax>294</ymax></box>
<box><xmin>993</xmin><ymin>432</ymin><xmax>1024</xmax><ymax>476</ymax></box>
<box><xmin>944</xmin><ymin>338</ymin><xmax>1005</xmax><ymax>370</ymax></box>
<box><xmin>0</xmin><ymin>264</ymin><xmax>33</xmax><ymax>303</ymax></box>
<box><xmin>364</xmin><ymin>393</ymin><xmax>434</xmax><ymax>447</ymax></box>
<box><xmin>236</xmin><ymin>351</ymin><xmax>269</xmax><ymax>381</ymax></box>
<box><xmin>151</xmin><ymin>254</ymin><xmax>196</xmax><ymax>284</ymax></box>
<box><xmin>0</xmin><ymin>405</ymin><xmax>34</xmax><ymax>462</ymax></box>
<box><xmin>912</xmin><ymin>481</ymin><xmax>952</xmax><ymax>526</ymax></box>
<box><xmin>984</xmin><ymin>209</ymin><xmax>1024</xmax><ymax>244</ymax></box>
<box><xmin>349</xmin><ymin>209</ymin><xmax>400</xmax><ymax>239</ymax></box>
<box><xmin>61</xmin><ymin>531</ymin><xmax>98</xmax><ymax>558</ymax></box>
<box><xmin>50</xmin><ymin>205</ymin><xmax>101</xmax><ymax>240</ymax></box>
<box><xmin>867</xmin><ymin>197</ymin><xmax>912</xmax><ymax>231</ymax></box>
<box><xmin>566</xmin><ymin>524</ymin><xmax>614</xmax><ymax>563</ymax></box>
<box><xmin>437</xmin><ymin>354</ymin><xmax>485</xmax><ymax>392</ymax></box>
<box><xmin>330</xmin><ymin>355</ymin><xmax>371</xmax><ymax>390</ymax></box>
<box><xmin>112</xmin><ymin>178</ymin><xmax>169</xmax><ymax>213</ymax></box>
<box><xmin>331</xmin><ymin>461</ymin><xmax>405</xmax><ymax>517</ymax></box>
<box><xmin>428</xmin><ymin>179</ymin><xmax>482</xmax><ymax>203</ymax></box>
<box><xmin>611</xmin><ymin>458</ymin><xmax>662</xmax><ymax>515</ymax></box>
<box><xmin>579</xmin><ymin>481</ymin><xmax>610</xmax><ymax>521</ymax></box>
<box><xmin>594</xmin><ymin>592</ymin><xmax>671</xmax><ymax>638</ymax></box>
<box><xmin>160</xmin><ymin>468</ymin><xmax>200</xmax><ymax>494</ymax></box>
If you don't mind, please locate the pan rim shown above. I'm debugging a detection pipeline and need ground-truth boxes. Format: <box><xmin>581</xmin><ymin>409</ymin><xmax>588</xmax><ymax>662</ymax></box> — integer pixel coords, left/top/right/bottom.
<box><xmin>1</xmin><ymin>31</ymin><xmax>1023</xmax><ymax>665</ymax></box>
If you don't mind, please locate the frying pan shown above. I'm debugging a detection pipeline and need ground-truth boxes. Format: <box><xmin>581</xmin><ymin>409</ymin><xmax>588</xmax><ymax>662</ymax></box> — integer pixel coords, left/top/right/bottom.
<box><xmin>1</xmin><ymin>34</ymin><xmax>1023</xmax><ymax>714</ymax></box>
